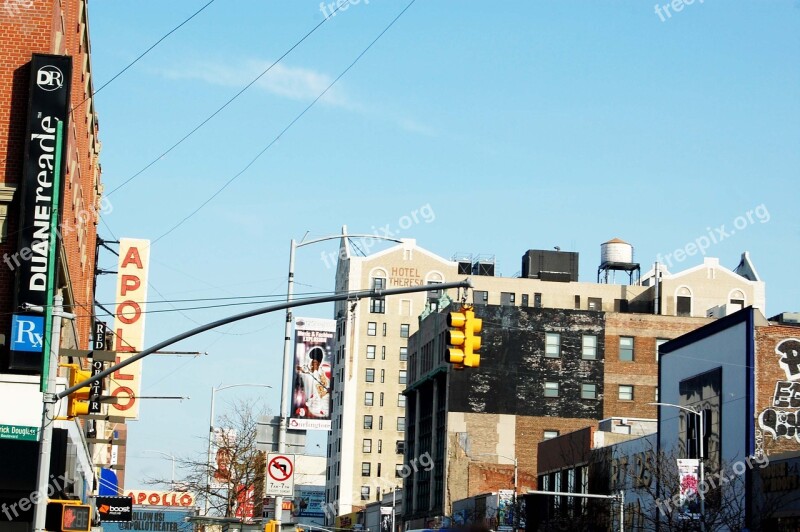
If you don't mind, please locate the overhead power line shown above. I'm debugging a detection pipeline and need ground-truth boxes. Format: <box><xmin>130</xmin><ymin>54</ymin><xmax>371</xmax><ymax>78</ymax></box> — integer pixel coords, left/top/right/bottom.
<box><xmin>150</xmin><ymin>0</ymin><xmax>419</xmax><ymax>245</ymax></box>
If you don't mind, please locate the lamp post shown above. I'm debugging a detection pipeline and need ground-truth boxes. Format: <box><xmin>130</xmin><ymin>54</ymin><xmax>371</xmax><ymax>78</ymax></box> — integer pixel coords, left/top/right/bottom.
<box><xmin>207</xmin><ymin>383</ymin><xmax>272</xmax><ymax>515</ymax></box>
<box><xmin>142</xmin><ymin>449</ymin><xmax>177</xmax><ymax>487</ymax></box>
<box><xmin>277</xmin><ymin>232</ymin><xmax>402</xmax><ymax>528</ymax></box>
<box><xmin>473</xmin><ymin>453</ymin><xmax>518</xmax><ymax>529</ymax></box>
<box><xmin>650</xmin><ymin>401</ymin><xmax>706</xmax><ymax>528</ymax></box>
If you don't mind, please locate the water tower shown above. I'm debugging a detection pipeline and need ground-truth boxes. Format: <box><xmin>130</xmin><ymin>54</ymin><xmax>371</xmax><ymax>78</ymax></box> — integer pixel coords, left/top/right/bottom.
<box><xmin>597</xmin><ymin>238</ymin><xmax>640</xmax><ymax>284</ymax></box>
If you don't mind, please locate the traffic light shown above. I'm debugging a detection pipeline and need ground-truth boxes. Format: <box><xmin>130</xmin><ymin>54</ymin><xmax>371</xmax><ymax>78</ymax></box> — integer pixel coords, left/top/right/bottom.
<box><xmin>45</xmin><ymin>501</ymin><xmax>91</xmax><ymax>532</ymax></box>
<box><xmin>264</xmin><ymin>520</ymin><xmax>279</xmax><ymax>532</ymax></box>
<box><xmin>63</xmin><ymin>364</ymin><xmax>91</xmax><ymax>418</ymax></box>
<box><xmin>446</xmin><ymin>305</ymin><xmax>482</xmax><ymax>368</ymax></box>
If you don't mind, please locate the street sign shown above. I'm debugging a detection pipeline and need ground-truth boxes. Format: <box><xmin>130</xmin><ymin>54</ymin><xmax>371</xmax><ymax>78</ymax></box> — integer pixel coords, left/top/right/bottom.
<box><xmin>10</xmin><ymin>314</ymin><xmax>44</xmax><ymax>352</ymax></box>
<box><xmin>266</xmin><ymin>454</ymin><xmax>295</xmax><ymax>496</ymax></box>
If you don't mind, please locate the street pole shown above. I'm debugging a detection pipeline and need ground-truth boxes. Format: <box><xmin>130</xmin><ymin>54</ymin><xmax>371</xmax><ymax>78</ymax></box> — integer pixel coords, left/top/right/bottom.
<box><xmin>513</xmin><ymin>458</ymin><xmax>518</xmax><ymax>531</ymax></box>
<box><xmin>32</xmin><ymin>294</ymin><xmax>76</xmax><ymax>532</ymax></box>
<box><xmin>276</xmin><ymin>239</ymin><xmax>296</xmax><ymax>529</ymax></box>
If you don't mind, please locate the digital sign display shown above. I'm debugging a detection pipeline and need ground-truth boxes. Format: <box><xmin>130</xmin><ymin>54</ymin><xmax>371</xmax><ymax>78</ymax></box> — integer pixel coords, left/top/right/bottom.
<box><xmin>61</xmin><ymin>505</ymin><xmax>91</xmax><ymax>532</ymax></box>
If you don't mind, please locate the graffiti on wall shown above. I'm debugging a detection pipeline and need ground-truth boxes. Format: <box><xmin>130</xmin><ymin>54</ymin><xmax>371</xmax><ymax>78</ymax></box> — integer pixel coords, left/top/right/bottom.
<box><xmin>758</xmin><ymin>338</ymin><xmax>800</xmax><ymax>443</ymax></box>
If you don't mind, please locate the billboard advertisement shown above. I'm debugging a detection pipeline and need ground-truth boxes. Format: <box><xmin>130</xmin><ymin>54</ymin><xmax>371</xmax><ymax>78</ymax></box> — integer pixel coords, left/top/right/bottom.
<box><xmin>109</xmin><ymin>238</ymin><xmax>150</xmax><ymax>419</ymax></box>
<box><xmin>101</xmin><ymin>507</ymin><xmax>194</xmax><ymax>532</ymax></box>
<box><xmin>290</xmin><ymin>317</ymin><xmax>334</xmax><ymax>431</ymax></box>
<box><xmin>677</xmin><ymin>458</ymin><xmax>700</xmax><ymax>520</ymax></box>
<box><xmin>9</xmin><ymin>54</ymin><xmax>72</xmax><ymax>373</ymax></box>
<box><xmin>209</xmin><ymin>427</ymin><xmax>236</xmax><ymax>489</ymax></box>
<box><xmin>123</xmin><ymin>491</ymin><xmax>196</xmax><ymax>508</ymax></box>
<box><xmin>292</xmin><ymin>486</ymin><xmax>326</xmax><ymax>519</ymax></box>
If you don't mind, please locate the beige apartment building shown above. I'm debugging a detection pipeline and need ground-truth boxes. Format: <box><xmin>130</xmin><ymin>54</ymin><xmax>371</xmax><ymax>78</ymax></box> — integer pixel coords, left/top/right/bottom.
<box><xmin>325</xmin><ymin>231</ymin><xmax>765</xmax><ymax>520</ymax></box>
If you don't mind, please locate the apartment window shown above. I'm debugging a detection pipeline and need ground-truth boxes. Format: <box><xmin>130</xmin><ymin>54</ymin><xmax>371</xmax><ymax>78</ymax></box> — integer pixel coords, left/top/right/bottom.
<box><xmin>730</xmin><ymin>290</ymin><xmax>745</xmax><ymax>311</ymax></box>
<box><xmin>544</xmin><ymin>381</ymin><xmax>559</xmax><ymax>398</ymax></box>
<box><xmin>398</xmin><ymin>394</ymin><xmax>406</xmax><ymax>408</ymax></box>
<box><xmin>619</xmin><ymin>336</ymin><xmax>634</xmax><ymax>361</ymax></box>
<box><xmin>380</xmin><ymin>392</ymin><xmax>384</xmax><ymax>407</ymax></box>
<box><xmin>382</xmin><ymin>346</ymin><xmax>386</xmax><ymax>360</ymax></box>
<box><xmin>367</xmin><ymin>322</ymin><xmax>377</xmax><ymax>336</ymax></box>
<box><xmin>362</xmin><ymin>462</ymin><xmax>371</xmax><ymax>477</ymax></box>
<box><xmin>655</xmin><ymin>387</ymin><xmax>659</xmax><ymax>402</ymax></box>
<box><xmin>399</xmin><ymin>370</ymin><xmax>407</xmax><ymax>385</ymax></box>
<box><xmin>545</xmin><ymin>333</ymin><xmax>561</xmax><ymax>358</ymax></box>
<box><xmin>377</xmin><ymin>440</ymin><xmax>383</xmax><ymax>454</ymax></box>
<box><xmin>574</xmin><ymin>295</ymin><xmax>581</xmax><ymax>309</ymax></box>
<box><xmin>379</xmin><ymin>416</ymin><xmax>384</xmax><ymax>430</ymax></box>
<box><xmin>382</xmin><ymin>323</ymin><xmax>387</xmax><ymax>336</ymax></box>
<box><xmin>581</xmin><ymin>383</ymin><xmax>597</xmax><ymax>400</ymax></box>
<box><xmin>365</xmin><ymin>391</ymin><xmax>374</xmax><ymax>406</ymax></box>
<box><xmin>400</xmin><ymin>324</ymin><xmax>410</xmax><ymax>338</ymax></box>
<box><xmin>582</xmin><ymin>334</ymin><xmax>598</xmax><ymax>360</ymax></box>
<box><xmin>501</xmin><ymin>292</ymin><xmax>516</xmax><ymax>306</ymax></box>
<box><xmin>474</xmin><ymin>290</ymin><xmax>489</xmax><ymax>305</ymax></box>
<box><xmin>397</xmin><ymin>417</ymin><xmax>406</xmax><ymax>431</ymax></box>
<box><xmin>361</xmin><ymin>486</ymin><xmax>370</xmax><ymax>501</ymax></box>
<box><xmin>399</xmin><ymin>347</ymin><xmax>408</xmax><ymax>361</ymax></box>
<box><xmin>363</xmin><ymin>439</ymin><xmax>372</xmax><ymax>453</ymax></box>
<box><xmin>366</xmin><ymin>345</ymin><xmax>376</xmax><ymax>359</ymax></box>
<box><xmin>521</xmin><ymin>294</ymin><xmax>529</xmax><ymax>307</ymax></box>
<box><xmin>365</xmin><ymin>368</ymin><xmax>375</xmax><ymax>382</ymax></box>
<box><xmin>364</xmin><ymin>415</ymin><xmax>374</xmax><ymax>429</ymax></box>
<box><xmin>534</xmin><ymin>293</ymin><xmax>542</xmax><ymax>308</ymax></box>
<box><xmin>370</xmin><ymin>278</ymin><xmax>386</xmax><ymax>313</ymax></box>
<box><xmin>619</xmin><ymin>385</ymin><xmax>634</xmax><ymax>401</ymax></box>
<box><xmin>395</xmin><ymin>465</ymin><xmax>404</xmax><ymax>478</ymax></box>
<box><xmin>677</xmin><ymin>291</ymin><xmax>692</xmax><ymax>317</ymax></box>
<box><xmin>396</xmin><ymin>440</ymin><xmax>405</xmax><ymax>454</ymax></box>
<box><xmin>380</xmin><ymin>369</ymin><xmax>385</xmax><ymax>383</ymax></box>
<box><xmin>588</xmin><ymin>297</ymin><xmax>602</xmax><ymax>311</ymax></box>
<box><xmin>544</xmin><ymin>430</ymin><xmax>559</xmax><ymax>440</ymax></box>
<box><xmin>655</xmin><ymin>338</ymin><xmax>668</xmax><ymax>362</ymax></box>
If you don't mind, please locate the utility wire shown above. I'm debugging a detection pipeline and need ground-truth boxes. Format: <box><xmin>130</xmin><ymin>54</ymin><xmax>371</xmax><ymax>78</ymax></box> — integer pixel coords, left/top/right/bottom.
<box><xmin>150</xmin><ymin>0</ymin><xmax>419</xmax><ymax>245</ymax></box>
<box><xmin>72</xmin><ymin>0</ymin><xmax>218</xmax><ymax>114</ymax></box>
<box><xmin>105</xmin><ymin>0</ymin><xmax>347</xmax><ymax>198</ymax></box>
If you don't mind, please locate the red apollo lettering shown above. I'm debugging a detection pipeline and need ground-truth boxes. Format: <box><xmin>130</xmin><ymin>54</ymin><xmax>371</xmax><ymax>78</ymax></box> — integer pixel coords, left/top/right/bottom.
<box><xmin>114</xmin><ymin>330</ymin><xmax>136</xmax><ymax>353</ymax></box>
<box><xmin>116</xmin><ymin>300</ymin><xmax>141</xmax><ymax>325</ymax></box>
<box><xmin>111</xmin><ymin>385</ymin><xmax>135</xmax><ymax>410</ymax></box>
<box><xmin>121</xmin><ymin>246</ymin><xmax>144</xmax><ymax>269</ymax></box>
<box><xmin>120</xmin><ymin>274</ymin><xmax>141</xmax><ymax>295</ymax></box>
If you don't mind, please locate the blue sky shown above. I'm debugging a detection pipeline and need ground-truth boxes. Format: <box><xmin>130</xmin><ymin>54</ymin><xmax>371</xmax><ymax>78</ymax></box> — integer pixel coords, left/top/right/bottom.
<box><xmin>87</xmin><ymin>0</ymin><xmax>800</xmax><ymax>487</ymax></box>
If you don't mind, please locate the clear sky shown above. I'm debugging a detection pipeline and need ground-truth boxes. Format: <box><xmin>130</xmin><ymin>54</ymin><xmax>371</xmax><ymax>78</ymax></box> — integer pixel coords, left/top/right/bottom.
<box><xmin>87</xmin><ymin>0</ymin><xmax>800</xmax><ymax>487</ymax></box>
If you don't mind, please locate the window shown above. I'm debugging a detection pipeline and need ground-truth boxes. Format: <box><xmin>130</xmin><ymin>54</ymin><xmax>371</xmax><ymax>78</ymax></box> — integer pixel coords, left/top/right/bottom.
<box><xmin>676</xmin><ymin>288</ymin><xmax>692</xmax><ymax>317</ymax></box>
<box><xmin>501</xmin><ymin>292</ymin><xmax>516</xmax><ymax>306</ymax></box>
<box><xmin>361</xmin><ymin>486</ymin><xmax>370</xmax><ymax>501</ymax></box>
<box><xmin>365</xmin><ymin>392</ymin><xmax>374</xmax><ymax>406</ymax></box>
<box><xmin>363</xmin><ymin>439</ymin><xmax>372</xmax><ymax>453</ymax></box>
<box><xmin>370</xmin><ymin>278</ymin><xmax>386</xmax><ymax>313</ymax></box>
<box><xmin>545</xmin><ymin>333</ymin><xmax>561</xmax><ymax>358</ymax></box>
<box><xmin>400</xmin><ymin>324</ymin><xmax>410</xmax><ymax>338</ymax></box>
<box><xmin>655</xmin><ymin>387</ymin><xmax>659</xmax><ymax>402</ymax></box>
<box><xmin>582</xmin><ymin>335</ymin><xmax>597</xmax><ymax>360</ymax></box>
<box><xmin>521</xmin><ymin>294</ymin><xmax>529</xmax><ymax>307</ymax></box>
<box><xmin>362</xmin><ymin>462</ymin><xmax>371</xmax><ymax>476</ymax></box>
<box><xmin>377</xmin><ymin>440</ymin><xmax>383</xmax><ymax>453</ymax></box>
<box><xmin>581</xmin><ymin>383</ymin><xmax>597</xmax><ymax>400</ymax></box>
<box><xmin>588</xmin><ymin>297</ymin><xmax>602</xmax><ymax>311</ymax></box>
<box><xmin>396</xmin><ymin>440</ymin><xmax>405</xmax><ymax>454</ymax></box>
<box><xmin>366</xmin><ymin>345</ymin><xmax>376</xmax><ymax>359</ymax></box>
<box><xmin>730</xmin><ymin>290</ymin><xmax>745</xmax><ymax>311</ymax></box>
<box><xmin>619</xmin><ymin>385</ymin><xmax>634</xmax><ymax>401</ymax></box>
<box><xmin>474</xmin><ymin>290</ymin><xmax>489</xmax><ymax>305</ymax></box>
<box><xmin>380</xmin><ymin>369</ymin><xmax>385</xmax><ymax>383</ymax></box>
<box><xmin>400</xmin><ymin>347</ymin><xmax>408</xmax><ymax>361</ymax></box>
<box><xmin>380</xmin><ymin>392</ymin><xmax>384</xmax><ymax>407</ymax></box>
<box><xmin>619</xmin><ymin>336</ymin><xmax>634</xmax><ymax>361</ymax></box>
<box><xmin>655</xmin><ymin>338</ymin><xmax>668</xmax><ymax>362</ymax></box>
<box><xmin>534</xmin><ymin>293</ymin><xmax>542</xmax><ymax>308</ymax></box>
<box><xmin>364</xmin><ymin>415</ymin><xmax>373</xmax><ymax>429</ymax></box>
<box><xmin>382</xmin><ymin>323</ymin><xmax>387</xmax><ymax>336</ymax></box>
<box><xmin>367</xmin><ymin>322</ymin><xmax>377</xmax><ymax>336</ymax></box>
<box><xmin>366</xmin><ymin>368</ymin><xmax>375</xmax><ymax>382</ymax></box>
<box><xmin>397</xmin><ymin>417</ymin><xmax>406</xmax><ymax>431</ymax></box>
<box><xmin>395</xmin><ymin>465</ymin><xmax>405</xmax><ymax>477</ymax></box>
<box><xmin>544</xmin><ymin>381</ymin><xmax>559</xmax><ymax>398</ymax></box>
<box><xmin>398</xmin><ymin>394</ymin><xmax>406</xmax><ymax>408</ymax></box>
<box><xmin>574</xmin><ymin>295</ymin><xmax>581</xmax><ymax>309</ymax></box>
<box><xmin>399</xmin><ymin>370</ymin><xmax>407</xmax><ymax>385</ymax></box>
<box><xmin>544</xmin><ymin>430</ymin><xmax>559</xmax><ymax>440</ymax></box>
<box><xmin>379</xmin><ymin>416</ymin><xmax>384</xmax><ymax>430</ymax></box>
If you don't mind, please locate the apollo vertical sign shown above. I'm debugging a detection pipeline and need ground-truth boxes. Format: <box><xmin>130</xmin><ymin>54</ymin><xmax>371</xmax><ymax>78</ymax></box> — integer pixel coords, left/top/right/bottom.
<box><xmin>108</xmin><ymin>239</ymin><xmax>150</xmax><ymax>419</ymax></box>
<box><xmin>9</xmin><ymin>54</ymin><xmax>72</xmax><ymax>371</ymax></box>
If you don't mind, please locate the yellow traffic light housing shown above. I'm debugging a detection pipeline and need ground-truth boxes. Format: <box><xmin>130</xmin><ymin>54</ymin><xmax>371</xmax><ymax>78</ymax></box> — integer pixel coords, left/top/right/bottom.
<box><xmin>63</xmin><ymin>364</ymin><xmax>91</xmax><ymax>418</ymax></box>
<box><xmin>265</xmin><ymin>520</ymin><xmax>279</xmax><ymax>532</ymax></box>
<box><xmin>446</xmin><ymin>306</ymin><xmax>482</xmax><ymax>368</ymax></box>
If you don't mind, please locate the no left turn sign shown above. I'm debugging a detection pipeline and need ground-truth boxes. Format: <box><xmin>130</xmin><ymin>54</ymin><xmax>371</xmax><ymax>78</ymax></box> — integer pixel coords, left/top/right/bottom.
<box><xmin>266</xmin><ymin>454</ymin><xmax>295</xmax><ymax>496</ymax></box>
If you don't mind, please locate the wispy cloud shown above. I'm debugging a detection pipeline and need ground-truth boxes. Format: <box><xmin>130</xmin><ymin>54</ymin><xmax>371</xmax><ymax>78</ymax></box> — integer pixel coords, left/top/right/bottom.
<box><xmin>158</xmin><ymin>57</ymin><xmax>435</xmax><ymax>135</ymax></box>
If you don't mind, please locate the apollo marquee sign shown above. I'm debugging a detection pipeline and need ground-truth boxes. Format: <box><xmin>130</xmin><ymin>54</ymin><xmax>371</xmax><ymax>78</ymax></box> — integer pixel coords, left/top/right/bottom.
<box><xmin>9</xmin><ymin>54</ymin><xmax>72</xmax><ymax>372</ymax></box>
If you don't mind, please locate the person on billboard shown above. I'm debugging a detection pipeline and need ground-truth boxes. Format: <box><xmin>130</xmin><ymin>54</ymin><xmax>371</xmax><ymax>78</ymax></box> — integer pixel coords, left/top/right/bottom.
<box><xmin>296</xmin><ymin>346</ymin><xmax>330</xmax><ymax>418</ymax></box>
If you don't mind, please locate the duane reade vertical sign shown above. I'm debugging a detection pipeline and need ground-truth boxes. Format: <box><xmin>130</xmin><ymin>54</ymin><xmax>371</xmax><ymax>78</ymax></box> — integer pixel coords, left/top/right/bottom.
<box><xmin>9</xmin><ymin>54</ymin><xmax>72</xmax><ymax>372</ymax></box>
<box><xmin>108</xmin><ymin>239</ymin><xmax>150</xmax><ymax>419</ymax></box>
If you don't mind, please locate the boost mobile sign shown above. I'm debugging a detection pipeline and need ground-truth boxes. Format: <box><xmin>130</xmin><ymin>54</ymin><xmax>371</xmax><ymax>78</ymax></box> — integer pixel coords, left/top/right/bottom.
<box><xmin>9</xmin><ymin>54</ymin><xmax>72</xmax><ymax>372</ymax></box>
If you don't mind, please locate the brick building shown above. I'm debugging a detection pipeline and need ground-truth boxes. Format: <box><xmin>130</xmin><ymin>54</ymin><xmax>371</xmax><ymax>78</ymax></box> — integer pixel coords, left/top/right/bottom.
<box><xmin>0</xmin><ymin>0</ymin><xmax>103</xmax><ymax>527</ymax></box>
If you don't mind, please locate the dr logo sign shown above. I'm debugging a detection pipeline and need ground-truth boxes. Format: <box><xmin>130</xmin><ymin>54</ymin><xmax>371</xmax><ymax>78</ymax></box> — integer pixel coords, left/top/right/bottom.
<box><xmin>108</xmin><ymin>239</ymin><xmax>150</xmax><ymax>419</ymax></box>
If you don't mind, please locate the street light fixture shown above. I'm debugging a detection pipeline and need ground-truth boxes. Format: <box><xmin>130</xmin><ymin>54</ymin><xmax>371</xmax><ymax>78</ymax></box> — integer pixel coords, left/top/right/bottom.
<box><xmin>472</xmin><ymin>452</ymin><xmax>519</xmax><ymax>529</ymax></box>
<box><xmin>206</xmin><ymin>383</ymin><xmax>272</xmax><ymax>515</ymax></box>
<box><xmin>650</xmin><ymin>401</ymin><xmax>706</xmax><ymax>528</ymax></box>
<box><xmin>142</xmin><ymin>449</ymin><xmax>177</xmax><ymax>487</ymax></box>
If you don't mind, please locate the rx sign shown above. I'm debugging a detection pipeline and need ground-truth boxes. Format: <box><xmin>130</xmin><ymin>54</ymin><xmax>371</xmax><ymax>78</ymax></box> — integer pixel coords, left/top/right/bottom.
<box><xmin>266</xmin><ymin>454</ymin><xmax>295</xmax><ymax>496</ymax></box>
<box><xmin>11</xmin><ymin>314</ymin><xmax>44</xmax><ymax>352</ymax></box>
